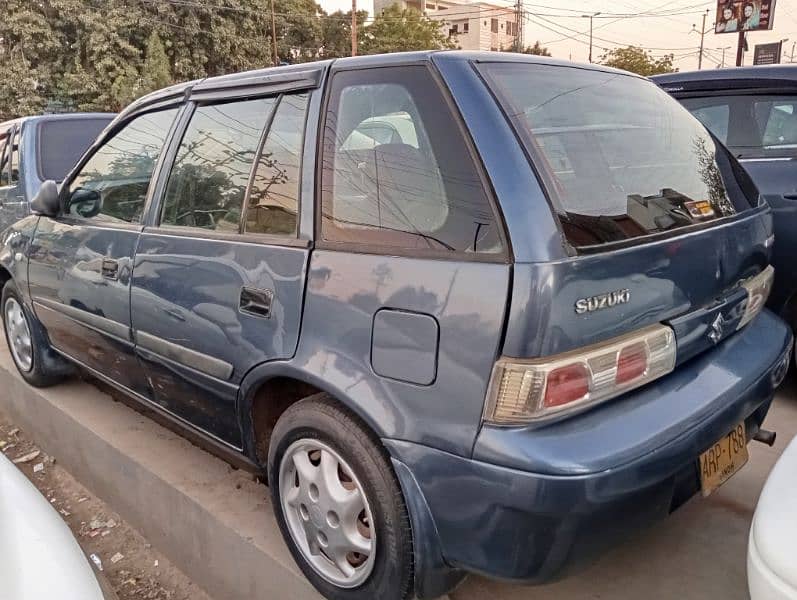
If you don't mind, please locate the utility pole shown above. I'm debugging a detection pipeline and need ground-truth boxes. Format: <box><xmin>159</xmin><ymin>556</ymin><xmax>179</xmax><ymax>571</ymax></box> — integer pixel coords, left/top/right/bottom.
<box><xmin>791</xmin><ymin>41</ymin><xmax>796</xmax><ymax>63</ymax></box>
<box><xmin>582</xmin><ymin>12</ymin><xmax>601</xmax><ymax>63</ymax></box>
<box><xmin>514</xmin><ymin>0</ymin><xmax>523</xmax><ymax>52</ymax></box>
<box><xmin>735</xmin><ymin>30</ymin><xmax>745</xmax><ymax>66</ymax></box>
<box><xmin>270</xmin><ymin>0</ymin><xmax>278</xmax><ymax>66</ymax></box>
<box><xmin>690</xmin><ymin>10</ymin><xmax>711</xmax><ymax>70</ymax></box>
<box><xmin>717</xmin><ymin>46</ymin><xmax>731</xmax><ymax>67</ymax></box>
<box><xmin>351</xmin><ymin>0</ymin><xmax>358</xmax><ymax>56</ymax></box>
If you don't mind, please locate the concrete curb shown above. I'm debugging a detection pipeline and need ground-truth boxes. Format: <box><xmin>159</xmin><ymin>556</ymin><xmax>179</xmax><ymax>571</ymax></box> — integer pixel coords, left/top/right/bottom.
<box><xmin>0</xmin><ymin>344</ymin><xmax>323</xmax><ymax>600</ymax></box>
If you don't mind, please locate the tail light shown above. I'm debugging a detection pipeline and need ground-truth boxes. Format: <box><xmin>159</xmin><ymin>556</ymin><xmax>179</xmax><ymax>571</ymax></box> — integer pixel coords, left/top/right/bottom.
<box><xmin>737</xmin><ymin>265</ymin><xmax>774</xmax><ymax>330</ymax></box>
<box><xmin>484</xmin><ymin>324</ymin><xmax>676</xmax><ymax>425</ymax></box>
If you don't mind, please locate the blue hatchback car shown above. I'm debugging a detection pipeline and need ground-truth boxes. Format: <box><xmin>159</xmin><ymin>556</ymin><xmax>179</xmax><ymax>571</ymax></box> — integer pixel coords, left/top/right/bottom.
<box><xmin>0</xmin><ymin>52</ymin><xmax>792</xmax><ymax>600</ymax></box>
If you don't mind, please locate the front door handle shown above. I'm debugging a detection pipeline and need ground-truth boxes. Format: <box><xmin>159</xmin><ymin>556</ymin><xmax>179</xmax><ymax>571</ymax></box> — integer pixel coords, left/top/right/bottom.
<box><xmin>239</xmin><ymin>286</ymin><xmax>273</xmax><ymax>318</ymax></box>
<box><xmin>101</xmin><ymin>258</ymin><xmax>119</xmax><ymax>280</ymax></box>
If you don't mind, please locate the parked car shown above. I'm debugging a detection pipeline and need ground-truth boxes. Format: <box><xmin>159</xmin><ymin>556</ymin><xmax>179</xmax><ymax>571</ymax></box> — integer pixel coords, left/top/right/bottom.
<box><xmin>0</xmin><ymin>451</ymin><xmax>115</xmax><ymax>599</ymax></box>
<box><xmin>748</xmin><ymin>434</ymin><xmax>797</xmax><ymax>599</ymax></box>
<box><xmin>0</xmin><ymin>113</ymin><xmax>114</xmax><ymax>232</ymax></box>
<box><xmin>0</xmin><ymin>52</ymin><xmax>792</xmax><ymax>600</ymax></box>
<box><xmin>652</xmin><ymin>66</ymin><xmax>797</xmax><ymax>343</ymax></box>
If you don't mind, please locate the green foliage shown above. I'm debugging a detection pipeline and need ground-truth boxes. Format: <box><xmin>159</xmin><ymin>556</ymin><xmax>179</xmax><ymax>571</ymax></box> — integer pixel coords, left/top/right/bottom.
<box><xmin>141</xmin><ymin>31</ymin><xmax>172</xmax><ymax>95</ymax></box>
<box><xmin>601</xmin><ymin>46</ymin><xmax>677</xmax><ymax>76</ymax></box>
<box><xmin>524</xmin><ymin>40</ymin><xmax>551</xmax><ymax>56</ymax></box>
<box><xmin>362</xmin><ymin>5</ymin><xmax>456</xmax><ymax>55</ymax></box>
<box><xmin>321</xmin><ymin>10</ymin><xmax>368</xmax><ymax>58</ymax></box>
<box><xmin>0</xmin><ymin>0</ymin><xmax>460</xmax><ymax>119</ymax></box>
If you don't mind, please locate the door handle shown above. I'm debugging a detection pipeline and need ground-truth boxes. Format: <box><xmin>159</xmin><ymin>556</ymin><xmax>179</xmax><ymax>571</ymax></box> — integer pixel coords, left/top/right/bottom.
<box><xmin>783</xmin><ymin>193</ymin><xmax>797</xmax><ymax>200</ymax></box>
<box><xmin>101</xmin><ymin>258</ymin><xmax>119</xmax><ymax>280</ymax></box>
<box><xmin>239</xmin><ymin>286</ymin><xmax>273</xmax><ymax>318</ymax></box>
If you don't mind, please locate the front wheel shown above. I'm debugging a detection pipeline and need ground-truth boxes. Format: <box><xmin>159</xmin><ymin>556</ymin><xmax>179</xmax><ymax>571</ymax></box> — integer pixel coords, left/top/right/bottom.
<box><xmin>268</xmin><ymin>394</ymin><xmax>413</xmax><ymax>600</ymax></box>
<box><xmin>2</xmin><ymin>280</ymin><xmax>70</xmax><ymax>387</ymax></box>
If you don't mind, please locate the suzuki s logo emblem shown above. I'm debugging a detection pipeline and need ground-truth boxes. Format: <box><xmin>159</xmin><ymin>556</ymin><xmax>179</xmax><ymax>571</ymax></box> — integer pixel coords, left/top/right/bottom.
<box><xmin>708</xmin><ymin>313</ymin><xmax>726</xmax><ymax>344</ymax></box>
<box><xmin>574</xmin><ymin>289</ymin><xmax>631</xmax><ymax>314</ymax></box>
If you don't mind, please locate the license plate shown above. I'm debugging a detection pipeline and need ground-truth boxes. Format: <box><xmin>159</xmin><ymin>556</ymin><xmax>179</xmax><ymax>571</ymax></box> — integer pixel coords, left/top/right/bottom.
<box><xmin>699</xmin><ymin>422</ymin><xmax>749</xmax><ymax>496</ymax></box>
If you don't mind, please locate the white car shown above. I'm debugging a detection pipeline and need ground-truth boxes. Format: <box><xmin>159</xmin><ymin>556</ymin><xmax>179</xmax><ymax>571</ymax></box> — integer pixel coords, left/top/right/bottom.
<box><xmin>0</xmin><ymin>452</ymin><xmax>113</xmax><ymax>600</ymax></box>
<box><xmin>748</xmin><ymin>435</ymin><xmax>797</xmax><ymax>599</ymax></box>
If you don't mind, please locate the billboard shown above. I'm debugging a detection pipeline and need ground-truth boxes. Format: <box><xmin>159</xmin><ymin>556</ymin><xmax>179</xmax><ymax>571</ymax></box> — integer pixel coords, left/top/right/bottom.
<box><xmin>754</xmin><ymin>41</ymin><xmax>782</xmax><ymax>64</ymax></box>
<box><xmin>715</xmin><ymin>0</ymin><xmax>777</xmax><ymax>33</ymax></box>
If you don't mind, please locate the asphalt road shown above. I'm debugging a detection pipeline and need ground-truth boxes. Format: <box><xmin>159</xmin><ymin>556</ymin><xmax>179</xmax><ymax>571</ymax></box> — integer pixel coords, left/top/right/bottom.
<box><xmin>453</xmin><ymin>377</ymin><xmax>797</xmax><ymax>600</ymax></box>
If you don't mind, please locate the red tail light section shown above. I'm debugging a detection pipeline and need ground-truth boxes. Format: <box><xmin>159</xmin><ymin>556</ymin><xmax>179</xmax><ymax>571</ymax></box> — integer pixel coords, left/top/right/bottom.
<box><xmin>484</xmin><ymin>325</ymin><xmax>676</xmax><ymax>424</ymax></box>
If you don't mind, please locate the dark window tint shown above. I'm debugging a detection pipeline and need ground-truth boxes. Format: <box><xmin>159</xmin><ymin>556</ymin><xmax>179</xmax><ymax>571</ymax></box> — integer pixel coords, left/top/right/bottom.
<box><xmin>0</xmin><ymin>129</ymin><xmax>10</xmax><ymax>187</ymax></box>
<box><xmin>68</xmin><ymin>109</ymin><xmax>178</xmax><ymax>224</ymax></box>
<box><xmin>38</xmin><ymin>118</ymin><xmax>112</xmax><ymax>181</ymax></box>
<box><xmin>245</xmin><ymin>93</ymin><xmax>308</xmax><ymax>236</ymax></box>
<box><xmin>10</xmin><ymin>130</ymin><xmax>20</xmax><ymax>183</ymax></box>
<box><xmin>680</xmin><ymin>94</ymin><xmax>797</xmax><ymax>159</ymax></box>
<box><xmin>480</xmin><ymin>62</ymin><xmax>741</xmax><ymax>248</ymax></box>
<box><xmin>161</xmin><ymin>98</ymin><xmax>276</xmax><ymax>231</ymax></box>
<box><xmin>321</xmin><ymin>67</ymin><xmax>502</xmax><ymax>254</ymax></box>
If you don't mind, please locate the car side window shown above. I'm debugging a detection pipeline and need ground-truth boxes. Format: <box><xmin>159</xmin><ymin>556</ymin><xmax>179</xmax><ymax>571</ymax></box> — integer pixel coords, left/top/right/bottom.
<box><xmin>320</xmin><ymin>66</ymin><xmax>503</xmax><ymax>254</ymax></box>
<box><xmin>67</xmin><ymin>109</ymin><xmax>178</xmax><ymax>224</ymax></box>
<box><xmin>0</xmin><ymin>130</ymin><xmax>10</xmax><ymax>187</ymax></box>
<box><xmin>245</xmin><ymin>93</ymin><xmax>309</xmax><ymax>236</ymax></box>
<box><xmin>9</xmin><ymin>129</ymin><xmax>20</xmax><ymax>184</ymax></box>
<box><xmin>161</xmin><ymin>97</ymin><xmax>277</xmax><ymax>232</ymax></box>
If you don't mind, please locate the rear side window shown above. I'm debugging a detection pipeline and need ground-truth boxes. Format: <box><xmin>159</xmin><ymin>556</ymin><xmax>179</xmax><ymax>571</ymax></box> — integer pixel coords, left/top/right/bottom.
<box><xmin>161</xmin><ymin>98</ymin><xmax>277</xmax><ymax>231</ymax></box>
<box><xmin>321</xmin><ymin>66</ymin><xmax>502</xmax><ymax>254</ymax></box>
<box><xmin>480</xmin><ymin>63</ymin><xmax>743</xmax><ymax>249</ymax></box>
<box><xmin>680</xmin><ymin>94</ymin><xmax>797</xmax><ymax>159</ymax></box>
<box><xmin>38</xmin><ymin>118</ymin><xmax>110</xmax><ymax>181</ymax></box>
<box><xmin>245</xmin><ymin>93</ymin><xmax>309</xmax><ymax>236</ymax></box>
<box><xmin>0</xmin><ymin>129</ymin><xmax>10</xmax><ymax>187</ymax></box>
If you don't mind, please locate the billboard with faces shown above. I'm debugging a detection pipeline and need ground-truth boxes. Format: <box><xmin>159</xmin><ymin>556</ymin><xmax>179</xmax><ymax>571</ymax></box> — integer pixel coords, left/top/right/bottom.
<box><xmin>715</xmin><ymin>0</ymin><xmax>776</xmax><ymax>33</ymax></box>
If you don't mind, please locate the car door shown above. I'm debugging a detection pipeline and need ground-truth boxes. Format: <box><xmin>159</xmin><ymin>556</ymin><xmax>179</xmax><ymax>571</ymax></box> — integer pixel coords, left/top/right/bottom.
<box><xmin>27</xmin><ymin>108</ymin><xmax>180</xmax><ymax>395</ymax></box>
<box><xmin>0</xmin><ymin>124</ymin><xmax>24</xmax><ymax>232</ymax></box>
<box><xmin>130</xmin><ymin>91</ymin><xmax>313</xmax><ymax>447</ymax></box>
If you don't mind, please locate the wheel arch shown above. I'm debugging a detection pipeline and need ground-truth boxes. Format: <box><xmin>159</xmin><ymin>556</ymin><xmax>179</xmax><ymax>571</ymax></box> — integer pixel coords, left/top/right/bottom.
<box><xmin>238</xmin><ymin>361</ymin><xmax>391</xmax><ymax>468</ymax></box>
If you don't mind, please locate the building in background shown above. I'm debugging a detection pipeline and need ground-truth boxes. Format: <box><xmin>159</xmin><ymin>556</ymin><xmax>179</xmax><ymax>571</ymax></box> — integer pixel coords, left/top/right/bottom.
<box><xmin>373</xmin><ymin>0</ymin><xmax>518</xmax><ymax>51</ymax></box>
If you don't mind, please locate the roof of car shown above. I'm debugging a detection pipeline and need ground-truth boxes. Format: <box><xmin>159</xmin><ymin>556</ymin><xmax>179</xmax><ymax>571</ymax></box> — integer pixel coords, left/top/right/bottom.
<box><xmin>124</xmin><ymin>51</ymin><xmax>642</xmax><ymax>118</ymax></box>
<box><xmin>651</xmin><ymin>64</ymin><xmax>797</xmax><ymax>91</ymax></box>
<box><xmin>0</xmin><ymin>112</ymin><xmax>115</xmax><ymax>132</ymax></box>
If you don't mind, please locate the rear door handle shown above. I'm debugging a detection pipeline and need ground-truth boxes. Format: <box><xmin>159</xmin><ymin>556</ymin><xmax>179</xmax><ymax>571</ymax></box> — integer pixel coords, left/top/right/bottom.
<box><xmin>101</xmin><ymin>258</ymin><xmax>119</xmax><ymax>280</ymax></box>
<box><xmin>782</xmin><ymin>193</ymin><xmax>797</xmax><ymax>200</ymax></box>
<box><xmin>239</xmin><ymin>286</ymin><xmax>273</xmax><ymax>318</ymax></box>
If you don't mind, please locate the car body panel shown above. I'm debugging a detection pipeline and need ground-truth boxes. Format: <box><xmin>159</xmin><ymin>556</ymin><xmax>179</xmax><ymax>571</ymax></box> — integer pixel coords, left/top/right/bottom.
<box><xmin>0</xmin><ymin>452</ymin><xmax>105</xmax><ymax>600</ymax></box>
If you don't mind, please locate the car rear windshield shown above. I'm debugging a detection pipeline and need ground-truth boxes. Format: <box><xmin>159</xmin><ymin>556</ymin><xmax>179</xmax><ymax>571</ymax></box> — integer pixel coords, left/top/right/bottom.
<box><xmin>479</xmin><ymin>62</ymin><xmax>747</xmax><ymax>249</ymax></box>
<box><xmin>679</xmin><ymin>94</ymin><xmax>797</xmax><ymax>159</ymax></box>
<box><xmin>38</xmin><ymin>118</ymin><xmax>111</xmax><ymax>182</ymax></box>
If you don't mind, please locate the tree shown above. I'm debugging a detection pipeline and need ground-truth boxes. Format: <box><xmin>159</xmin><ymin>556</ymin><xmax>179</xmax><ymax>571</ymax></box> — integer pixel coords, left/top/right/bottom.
<box><xmin>524</xmin><ymin>40</ymin><xmax>551</xmax><ymax>56</ymax></box>
<box><xmin>320</xmin><ymin>10</ymin><xmax>368</xmax><ymax>58</ymax></box>
<box><xmin>141</xmin><ymin>32</ymin><xmax>172</xmax><ymax>96</ymax></box>
<box><xmin>362</xmin><ymin>5</ymin><xmax>456</xmax><ymax>55</ymax></box>
<box><xmin>600</xmin><ymin>46</ymin><xmax>676</xmax><ymax>76</ymax></box>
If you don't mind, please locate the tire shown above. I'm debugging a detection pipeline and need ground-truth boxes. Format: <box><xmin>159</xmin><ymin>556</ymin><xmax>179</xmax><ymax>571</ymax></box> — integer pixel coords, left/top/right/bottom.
<box><xmin>268</xmin><ymin>394</ymin><xmax>414</xmax><ymax>600</ymax></box>
<box><xmin>2</xmin><ymin>280</ymin><xmax>71</xmax><ymax>387</ymax></box>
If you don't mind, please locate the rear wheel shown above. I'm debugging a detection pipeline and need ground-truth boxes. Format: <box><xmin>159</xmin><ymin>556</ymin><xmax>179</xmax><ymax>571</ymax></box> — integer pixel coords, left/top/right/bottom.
<box><xmin>268</xmin><ymin>394</ymin><xmax>413</xmax><ymax>600</ymax></box>
<box><xmin>2</xmin><ymin>280</ymin><xmax>70</xmax><ymax>387</ymax></box>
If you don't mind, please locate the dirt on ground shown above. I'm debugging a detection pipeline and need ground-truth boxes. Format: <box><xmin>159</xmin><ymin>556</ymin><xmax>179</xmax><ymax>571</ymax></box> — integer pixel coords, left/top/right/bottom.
<box><xmin>0</xmin><ymin>415</ymin><xmax>213</xmax><ymax>600</ymax></box>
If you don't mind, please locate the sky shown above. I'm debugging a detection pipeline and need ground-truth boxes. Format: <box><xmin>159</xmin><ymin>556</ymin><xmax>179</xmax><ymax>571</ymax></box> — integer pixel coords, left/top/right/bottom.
<box><xmin>317</xmin><ymin>0</ymin><xmax>797</xmax><ymax>71</ymax></box>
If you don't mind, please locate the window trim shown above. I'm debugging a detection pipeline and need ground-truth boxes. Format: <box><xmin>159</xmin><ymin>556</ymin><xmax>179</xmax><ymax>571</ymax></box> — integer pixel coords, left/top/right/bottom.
<box><xmin>314</xmin><ymin>63</ymin><xmax>510</xmax><ymax>263</ymax></box>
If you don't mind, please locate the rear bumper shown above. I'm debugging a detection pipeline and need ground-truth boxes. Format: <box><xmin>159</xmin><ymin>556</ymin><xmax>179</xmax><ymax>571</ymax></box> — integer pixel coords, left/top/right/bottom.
<box><xmin>386</xmin><ymin>310</ymin><xmax>792</xmax><ymax>590</ymax></box>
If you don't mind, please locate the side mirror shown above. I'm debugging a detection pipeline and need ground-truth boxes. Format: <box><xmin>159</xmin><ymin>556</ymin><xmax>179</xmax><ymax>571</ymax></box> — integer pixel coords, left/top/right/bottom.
<box><xmin>30</xmin><ymin>180</ymin><xmax>60</xmax><ymax>217</ymax></box>
<box><xmin>67</xmin><ymin>188</ymin><xmax>102</xmax><ymax>219</ymax></box>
